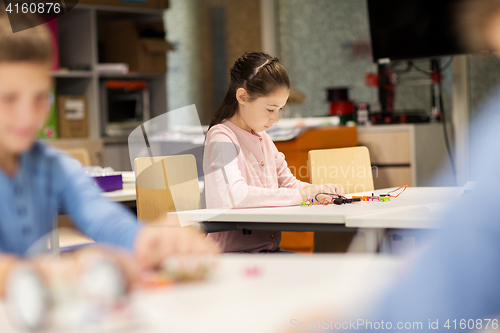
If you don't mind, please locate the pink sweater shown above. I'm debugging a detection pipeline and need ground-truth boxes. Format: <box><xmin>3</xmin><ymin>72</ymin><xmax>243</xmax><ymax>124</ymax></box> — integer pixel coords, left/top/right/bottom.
<box><xmin>203</xmin><ymin>120</ymin><xmax>309</xmax><ymax>252</ymax></box>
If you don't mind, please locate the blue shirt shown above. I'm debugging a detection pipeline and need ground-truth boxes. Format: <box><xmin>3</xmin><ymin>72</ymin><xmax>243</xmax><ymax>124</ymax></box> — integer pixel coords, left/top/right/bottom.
<box><xmin>0</xmin><ymin>141</ymin><xmax>141</xmax><ymax>255</ymax></box>
<box><xmin>347</xmin><ymin>86</ymin><xmax>500</xmax><ymax>331</ymax></box>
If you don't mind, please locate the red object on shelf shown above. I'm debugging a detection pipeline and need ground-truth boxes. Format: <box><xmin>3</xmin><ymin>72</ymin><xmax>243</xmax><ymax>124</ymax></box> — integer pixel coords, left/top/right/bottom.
<box><xmin>105</xmin><ymin>81</ymin><xmax>148</xmax><ymax>90</ymax></box>
<box><xmin>330</xmin><ymin>101</ymin><xmax>354</xmax><ymax>116</ymax></box>
<box><xmin>431</xmin><ymin>72</ymin><xmax>443</xmax><ymax>84</ymax></box>
<box><xmin>365</xmin><ymin>73</ymin><xmax>379</xmax><ymax>87</ymax></box>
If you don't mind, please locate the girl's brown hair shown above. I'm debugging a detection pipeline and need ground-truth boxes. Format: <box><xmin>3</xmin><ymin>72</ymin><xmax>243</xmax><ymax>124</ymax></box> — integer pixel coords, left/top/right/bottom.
<box><xmin>208</xmin><ymin>51</ymin><xmax>290</xmax><ymax>130</ymax></box>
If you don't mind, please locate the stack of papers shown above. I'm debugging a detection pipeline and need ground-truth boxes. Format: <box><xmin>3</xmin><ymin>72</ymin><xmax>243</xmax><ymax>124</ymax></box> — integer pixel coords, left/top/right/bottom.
<box><xmin>121</xmin><ymin>171</ymin><xmax>136</xmax><ymax>189</ymax></box>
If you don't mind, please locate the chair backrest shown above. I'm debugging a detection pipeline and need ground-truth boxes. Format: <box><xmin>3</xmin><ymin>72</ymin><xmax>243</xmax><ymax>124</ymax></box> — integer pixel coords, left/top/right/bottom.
<box><xmin>64</xmin><ymin>148</ymin><xmax>91</xmax><ymax>166</ymax></box>
<box><xmin>134</xmin><ymin>155</ymin><xmax>200</xmax><ymax>222</ymax></box>
<box><xmin>308</xmin><ymin>146</ymin><xmax>374</xmax><ymax>194</ymax></box>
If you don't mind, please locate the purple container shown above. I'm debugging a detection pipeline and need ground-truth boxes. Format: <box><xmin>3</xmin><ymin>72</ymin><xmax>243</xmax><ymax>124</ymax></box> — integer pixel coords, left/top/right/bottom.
<box><xmin>93</xmin><ymin>174</ymin><xmax>123</xmax><ymax>192</ymax></box>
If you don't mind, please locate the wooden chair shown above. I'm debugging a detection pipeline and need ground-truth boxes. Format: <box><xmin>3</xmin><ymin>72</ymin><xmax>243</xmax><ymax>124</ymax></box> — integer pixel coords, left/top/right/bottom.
<box><xmin>308</xmin><ymin>146</ymin><xmax>374</xmax><ymax>194</ymax></box>
<box><xmin>48</xmin><ymin>138</ymin><xmax>104</xmax><ymax>167</ymax></box>
<box><xmin>55</xmin><ymin>147</ymin><xmax>94</xmax><ymax>251</ymax></box>
<box><xmin>307</xmin><ymin>146</ymin><xmax>374</xmax><ymax>253</ymax></box>
<box><xmin>134</xmin><ymin>155</ymin><xmax>200</xmax><ymax>222</ymax></box>
<box><xmin>277</xmin><ymin>127</ymin><xmax>357</xmax><ymax>253</ymax></box>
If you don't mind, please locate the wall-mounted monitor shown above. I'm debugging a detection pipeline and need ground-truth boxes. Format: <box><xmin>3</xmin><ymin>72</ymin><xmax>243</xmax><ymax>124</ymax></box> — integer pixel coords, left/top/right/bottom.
<box><xmin>367</xmin><ymin>0</ymin><xmax>465</xmax><ymax>62</ymax></box>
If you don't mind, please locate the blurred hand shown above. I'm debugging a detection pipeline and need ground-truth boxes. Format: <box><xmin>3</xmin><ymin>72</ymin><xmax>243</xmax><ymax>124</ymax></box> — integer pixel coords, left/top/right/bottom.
<box><xmin>31</xmin><ymin>246</ymin><xmax>137</xmax><ymax>291</ymax></box>
<box><xmin>134</xmin><ymin>222</ymin><xmax>221</xmax><ymax>270</ymax></box>
<box><xmin>0</xmin><ymin>255</ymin><xmax>20</xmax><ymax>297</ymax></box>
<box><xmin>299</xmin><ymin>183</ymin><xmax>345</xmax><ymax>202</ymax></box>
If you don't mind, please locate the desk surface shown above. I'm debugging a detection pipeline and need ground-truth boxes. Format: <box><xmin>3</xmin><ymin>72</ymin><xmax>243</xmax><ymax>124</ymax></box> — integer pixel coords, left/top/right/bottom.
<box><xmin>0</xmin><ymin>254</ymin><xmax>401</xmax><ymax>333</ymax></box>
<box><xmin>134</xmin><ymin>255</ymin><xmax>399</xmax><ymax>333</ymax></box>
<box><xmin>345</xmin><ymin>201</ymin><xmax>456</xmax><ymax>229</ymax></box>
<box><xmin>170</xmin><ymin>187</ymin><xmax>460</xmax><ymax>231</ymax></box>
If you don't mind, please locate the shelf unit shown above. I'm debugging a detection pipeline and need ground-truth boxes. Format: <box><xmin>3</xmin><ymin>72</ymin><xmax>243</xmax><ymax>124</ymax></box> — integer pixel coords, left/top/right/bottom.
<box><xmin>52</xmin><ymin>3</ymin><xmax>167</xmax><ymax>170</ymax></box>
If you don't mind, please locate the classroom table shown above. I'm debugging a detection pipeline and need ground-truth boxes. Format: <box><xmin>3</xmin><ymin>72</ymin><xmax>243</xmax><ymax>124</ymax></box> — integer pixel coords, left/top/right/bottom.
<box><xmin>100</xmin><ymin>180</ymin><xmax>205</xmax><ymax>203</ymax></box>
<box><xmin>169</xmin><ymin>187</ymin><xmax>461</xmax><ymax>233</ymax></box>
<box><xmin>101</xmin><ymin>187</ymin><xmax>136</xmax><ymax>202</ymax></box>
<box><xmin>0</xmin><ymin>254</ymin><xmax>401</xmax><ymax>333</ymax></box>
<box><xmin>344</xmin><ymin>200</ymin><xmax>456</xmax><ymax>229</ymax></box>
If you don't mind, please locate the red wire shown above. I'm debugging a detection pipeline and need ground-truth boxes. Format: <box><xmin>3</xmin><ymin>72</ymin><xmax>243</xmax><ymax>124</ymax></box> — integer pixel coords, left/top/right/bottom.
<box><xmin>387</xmin><ymin>184</ymin><xmax>407</xmax><ymax>198</ymax></box>
<box><xmin>307</xmin><ymin>197</ymin><xmax>334</xmax><ymax>206</ymax></box>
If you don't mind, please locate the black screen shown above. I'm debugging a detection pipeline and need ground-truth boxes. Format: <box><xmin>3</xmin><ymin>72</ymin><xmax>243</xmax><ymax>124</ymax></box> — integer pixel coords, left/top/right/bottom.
<box><xmin>367</xmin><ymin>0</ymin><xmax>465</xmax><ymax>62</ymax></box>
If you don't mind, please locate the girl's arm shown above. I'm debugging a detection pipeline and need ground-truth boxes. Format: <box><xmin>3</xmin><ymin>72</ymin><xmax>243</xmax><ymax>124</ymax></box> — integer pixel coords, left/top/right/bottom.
<box><xmin>204</xmin><ymin>132</ymin><xmax>304</xmax><ymax>208</ymax></box>
<box><xmin>269</xmin><ymin>135</ymin><xmax>344</xmax><ymax>196</ymax></box>
<box><xmin>56</xmin><ymin>155</ymin><xmax>141</xmax><ymax>251</ymax></box>
<box><xmin>274</xmin><ymin>149</ymin><xmax>309</xmax><ymax>190</ymax></box>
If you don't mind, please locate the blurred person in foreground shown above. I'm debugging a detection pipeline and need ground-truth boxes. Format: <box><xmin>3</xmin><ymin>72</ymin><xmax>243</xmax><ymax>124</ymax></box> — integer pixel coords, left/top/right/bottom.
<box><xmin>0</xmin><ymin>8</ymin><xmax>219</xmax><ymax>295</ymax></box>
<box><xmin>283</xmin><ymin>0</ymin><xmax>500</xmax><ymax>331</ymax></box>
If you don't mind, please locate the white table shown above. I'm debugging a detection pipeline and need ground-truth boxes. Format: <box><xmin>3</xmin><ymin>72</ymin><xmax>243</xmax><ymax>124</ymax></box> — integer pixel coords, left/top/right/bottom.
<box><xmin>100</xmin><ymin>180</ymin><xmax>205</xmax><ymax>203</ymax></box>
<box><xmin>345</xmin><ymin>201</ymin><xmax>456</xmax><ymax>229</ymax></box>
<box><xmin>169</xmin><ymin>187</ymin><xmax>461</xmax><ymax>233</ymax></box>
<box><xmin>0</xmin><ymin>254</ymin><xmax>400</xmax><ymax>333</ymax></box>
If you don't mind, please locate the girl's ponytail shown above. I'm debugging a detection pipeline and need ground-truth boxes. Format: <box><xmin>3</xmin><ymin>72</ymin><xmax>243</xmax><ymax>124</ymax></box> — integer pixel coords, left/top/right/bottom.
<box><xmin>209</xmin><ymin>86</ymin><xmax>238</xmax><ymax>129</ymax></box>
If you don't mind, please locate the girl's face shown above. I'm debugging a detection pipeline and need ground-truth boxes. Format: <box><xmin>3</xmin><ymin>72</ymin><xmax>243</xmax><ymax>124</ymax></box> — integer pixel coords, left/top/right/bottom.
<box><xmin>232</xmin><ymin>87</ymin><xmax>289</xmax><ymax>133</ymax></box>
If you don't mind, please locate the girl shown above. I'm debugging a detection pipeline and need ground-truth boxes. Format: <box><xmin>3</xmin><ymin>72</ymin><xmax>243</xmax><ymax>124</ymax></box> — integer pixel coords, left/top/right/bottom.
<box><xmin>203</xmin><ymin>52</ymin><xmax>343</xmax><ymax>253</ymax></box>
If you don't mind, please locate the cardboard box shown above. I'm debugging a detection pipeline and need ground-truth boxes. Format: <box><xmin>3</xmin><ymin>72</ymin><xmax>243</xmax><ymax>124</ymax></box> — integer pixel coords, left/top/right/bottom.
<box><xmin>57</xmin><ymin>96</ymin><xmax>88</xmax><ymax>138</ymax></box>
<box><xmin>102</xmin><ymin>20</ymin><xmax>174</xmax><ymax>73</ymax></box>
<box><xmin>79</xmin><ymin>0</ymin><xmax>169</xmax><ymax>9</ymax></box>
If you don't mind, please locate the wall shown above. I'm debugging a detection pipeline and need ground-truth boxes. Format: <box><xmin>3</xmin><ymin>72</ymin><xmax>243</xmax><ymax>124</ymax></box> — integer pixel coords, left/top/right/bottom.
<box><xmin>469</xmin><ymin>54</ymin><xmax>500</xmax><ymax>113</ymax></box>
<box><xmin>166</xmin><ymin>0</ymin><xmax>261</xmax><ymax>125</ymax></box>
<box><xmin>165</xmin><ymin>0</ymin><xmax>204</xmax><ymax>127</ymax></box>
<box><xmin>278</xmin><ymin>0</ymin><xmax>455</xmax><ymax>119</ymax></box>
<box><xmin>279</xmin><ymin>0</ymin><xmax>373</xmax><ymax>116</ymax></box>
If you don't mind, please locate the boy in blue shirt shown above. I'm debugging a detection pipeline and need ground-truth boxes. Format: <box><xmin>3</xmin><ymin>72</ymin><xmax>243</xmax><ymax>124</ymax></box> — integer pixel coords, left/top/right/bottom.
<box><xmin>0</xmin><ymin>10</ymin><xmax>218</xmax><ymax>291</ymax></box>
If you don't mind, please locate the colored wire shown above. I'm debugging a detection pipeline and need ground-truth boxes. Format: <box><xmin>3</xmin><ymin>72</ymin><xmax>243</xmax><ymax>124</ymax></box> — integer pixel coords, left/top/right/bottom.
<box><xmin>307</xmin><ymin>198</ymin><xmax>331</xmax><ymax>206</ymax></box>
<box><xmin>314</xmin><ymin>193</ymin><xmax>345</xmax><ymax>203</ymax></box>
<box><xmin>302</xmin><ymin>185</ymin><xmax>408</xmax><ymax>207</ymax></box>
<box><xmin>387</xmin><ymin>184</ymin><xmax>407</xmax><ymax>198</ymax></box>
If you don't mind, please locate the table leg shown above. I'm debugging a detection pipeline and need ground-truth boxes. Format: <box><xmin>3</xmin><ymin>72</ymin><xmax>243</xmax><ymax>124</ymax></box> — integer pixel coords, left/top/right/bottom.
<box><xmin>364</xmin><ymin>228</ymin><xmax>382</xmax><ymax>253</ymax></box>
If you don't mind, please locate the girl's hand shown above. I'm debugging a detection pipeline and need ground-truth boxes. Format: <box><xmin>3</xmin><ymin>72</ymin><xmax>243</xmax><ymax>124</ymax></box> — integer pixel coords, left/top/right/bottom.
<box><xmin>325</xmin><ymin>183</ymin><xmax>344</xmax><ymax>196</ymax></box>
<box><xmin>299</xmin><ymin>183</ymin><xmax>344</xmax><ymax>202</ymax></box>
<box><xmin>134</xmin><ymin>223</ymin><xmax>221</xmax><ymax>271</ymax></box>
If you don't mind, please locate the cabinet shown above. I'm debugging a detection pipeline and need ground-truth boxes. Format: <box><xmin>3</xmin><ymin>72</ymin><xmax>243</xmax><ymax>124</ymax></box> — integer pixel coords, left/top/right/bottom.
<box><xmin>357</xmin><ymin>124</ymin><xmax>456</xmax><ymax>188</ymax></box>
